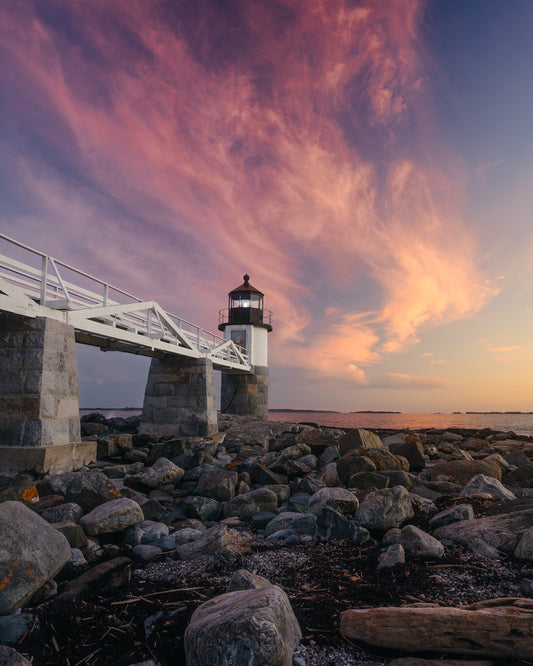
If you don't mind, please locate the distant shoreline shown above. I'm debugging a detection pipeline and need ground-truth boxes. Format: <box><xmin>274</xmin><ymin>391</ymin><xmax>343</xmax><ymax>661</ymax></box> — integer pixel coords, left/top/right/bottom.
<box><xmin>81</xmin><ymin>407</ymin><xmax>533</xmax><ymax>415</ymax></box>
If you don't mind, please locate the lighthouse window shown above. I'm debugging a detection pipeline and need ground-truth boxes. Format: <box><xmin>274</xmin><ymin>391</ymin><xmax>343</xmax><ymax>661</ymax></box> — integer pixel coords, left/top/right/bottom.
<box><xmin>230</xmin><ymin>293</ymin><xmax>262</xmax><ymax>309</ymax></box>
<box><xmin>231</xmin><ymin>330</ymin><xmax>247</xmax><ymax>349</ymax></box>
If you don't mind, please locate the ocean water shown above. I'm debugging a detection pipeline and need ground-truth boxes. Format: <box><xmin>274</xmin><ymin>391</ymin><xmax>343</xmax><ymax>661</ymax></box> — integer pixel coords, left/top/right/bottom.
<box><xmin>80</xmin><ymin>409</ymin><xmax>533</xmax><ymax>436</ymax></box>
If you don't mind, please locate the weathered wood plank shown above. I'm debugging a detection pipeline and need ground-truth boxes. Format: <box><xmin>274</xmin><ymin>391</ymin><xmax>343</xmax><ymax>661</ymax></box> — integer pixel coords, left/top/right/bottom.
<box><xmin>340</xmin><ymin>599</ymin><xmax>533</xmax><ymax>659</ymax></box>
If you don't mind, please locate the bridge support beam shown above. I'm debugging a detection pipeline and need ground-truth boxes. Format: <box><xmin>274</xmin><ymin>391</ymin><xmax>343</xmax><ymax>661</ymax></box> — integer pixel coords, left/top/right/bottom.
<box><xmin>140</xmin><ymin>356</ymin><xmax>217</xmax><ymax>437</ymax></box>
<box><xmin>0</xmin><ymin>313</ymin><xmax>96</xmax><ymax>473</ymax></box>
<box><xmin>221</xmin><ymin>365</ymin><xmax>268</xmax><ymax>420</ymax></box>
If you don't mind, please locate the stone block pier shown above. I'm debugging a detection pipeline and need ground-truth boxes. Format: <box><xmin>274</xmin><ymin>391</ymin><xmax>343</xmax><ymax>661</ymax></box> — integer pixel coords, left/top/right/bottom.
<box><xmin>0</xmin><ymin>236</ymin><xmax>271</xmax><ymax>473</ymax></box>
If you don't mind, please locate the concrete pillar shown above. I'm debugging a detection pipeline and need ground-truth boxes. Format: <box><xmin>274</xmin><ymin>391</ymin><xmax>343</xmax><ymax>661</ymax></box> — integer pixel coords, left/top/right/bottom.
<box><xmin>221</xmin><ymin>365</ymin><xmax>268</xmax><ymax>420</ymax></box>
<box><xmin>140</xmin><ymin>356</ymin><xmax>217</xmax><ymax>437</ymax></box>
<box><xmin>0</xmin><ymin>313</ymin><xmax>96</xmax><ymax>473</ymax></box>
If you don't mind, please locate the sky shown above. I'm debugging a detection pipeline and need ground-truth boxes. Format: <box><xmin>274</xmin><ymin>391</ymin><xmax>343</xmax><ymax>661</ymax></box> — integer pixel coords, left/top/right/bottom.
<box><xmin>1</xmin><ymin>0</ymin><xmax>533</xmax><ymax>413</ymax></box>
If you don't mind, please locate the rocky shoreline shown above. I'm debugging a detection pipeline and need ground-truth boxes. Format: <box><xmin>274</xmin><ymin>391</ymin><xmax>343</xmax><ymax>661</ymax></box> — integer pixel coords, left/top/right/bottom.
<box><xmin>1</xmin><ymin>413</ymin><xmax>532</xmax><ymax>665</ymax></box>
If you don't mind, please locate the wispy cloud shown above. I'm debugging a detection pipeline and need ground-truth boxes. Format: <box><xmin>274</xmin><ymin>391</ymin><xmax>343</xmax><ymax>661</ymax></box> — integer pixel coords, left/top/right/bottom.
<box><xmin>475</xmin><ymin>159</ymin><xmax>504</xmax><ymax>176</ymax></box>
<box><xmin>0</xmin><ymin>0</ymin><xmax>498</xmax><ymax>387</ymax></box>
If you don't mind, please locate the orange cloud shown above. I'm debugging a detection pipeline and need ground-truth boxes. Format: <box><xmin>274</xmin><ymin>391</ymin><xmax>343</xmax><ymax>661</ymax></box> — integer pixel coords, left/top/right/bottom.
<box><xmin>0</xmin><ymin>0</ymin><xmax>498</xmax><ymax>389</ymax></box>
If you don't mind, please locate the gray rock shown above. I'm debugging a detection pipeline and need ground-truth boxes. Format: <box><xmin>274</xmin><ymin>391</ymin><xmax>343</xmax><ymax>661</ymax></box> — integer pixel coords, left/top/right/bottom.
<box><xmin>250</xmin><ymin>511</ymin><xmax>276</xmax><ymax>530</ymax></box>
<box><xmin>0</xmin><ymin>501</ymin><xmax>71</xmax><ymax>614</ymax></box>
<box><xmin>515</xmin><ymin>527</ymin><xmax>533</xmax><ymax>561</ymax></box>
<box><xmin>0</xmin><ymin>645</ymin><xmax>33</xmax><ymax>665</ymax></box>
<box><xmin>176</xmin><ymin>524</ymin><xmax>251</xmax><ymax>564</ymax></box>
<box><xmin>172</xmin><ymin>528</ymin><xmax>203</xmax><ymax>545</ymax></box>
<box><xmin>338</xmin><ymin>429</ymin><xmax>384</xmax><ymax>456</ymax></box>
<box><xmin>316</xmin><ymin>462</ymin><xmax>341</xmax><ymax>487</ymax></box>
<box><xmin>80</xmin><ymin>498</ymin><xmax>144</xmax><ymax>535</ymax></box>
<box><xmin>388</xmin><ymin>436</ymin><xmax>426</xmax><ymax>471</ymax></box>
<box><xmin>319</xmin><ymin>445</ymin><xmax>340</xmax><ymax>465</ymax></box>
<box><xmin>433</xmin><ymin>507</ymin><xmax>533</xmax><ymax>554</ymax></box>
<box><xmin>65</xmin><ymin>472</ymin><xmax>120</xmax><ymax>512</ymax></box>
<box><xmin>267</xmin><ymin>529</ymin><xmax>299</xmax><ymax>544</ymax></box>
<box><xmin>355</xmin><ymin>486</ymin><xmax>414</xmax><ymax>531</ymax></box>
<box><xmin>0</xmin><ymin>612</ymin><xmax>36</xmax><ymax>646</ymax></box>
<box><xmin>520</xmin><ymin>578</ymin><xmax>533</xmax><ymax>597</ymax></box>
<box><xmin>226</xmin><ymin>569</ymin><xmax>271</xmax><ymax>592</ymax></box>
<box><xmin>429</xmin><ymin>504</ymin><xmax>475</xmax><ymax>529</ymax></box>
<box><xmin>264</xmin><ymin>512</ymin><xmax>317</xmax><ymax>537</ymax></box>
<box><xmin>52</xmin><ymin>520</ymin><xmax>88</xmax><ymax>548</ymax></box>
<box><xmin>362</xmin><ymin>449</ymin><xmax>410</xmax><ymax>472</ymax></box>
<box><xmin>132</xmin><ymin>544</ymin><xmax>162</xmax><ymax>561</ymax></box>
<box><xmin>193</xmin><ymin>469</ymin><xmax>238</xmax><ymax>501</ymax></box>
<box><xmin>180</xmin><ymin>496</ymin><xmax>221</xmax><ymax>522</ymax></box>
<box><xmin>124</xmin><ymin>520</ymin><xmax>169</xmax><ymax>546</ymax></box>
<box><xmin>60</xmin><ymin>548</ymin><xmax>89</xmax><ymax>579</ymax></box>
<box><xmin>408</xmin><ymin>493</ymin><xmax>438</xmax><ymax>520</ymax></box>
<box><xmin>337</xmin><ymin>452</ymin><xmax>376</xmax><ymax>485</ymax></box>
<box><xmin>377</xmin><ymin>544</ymin><xmax>405</xmax><ymax>571</ymax></box>
<box><xmin>36</xmin><ymin>472</ymin><xmax>79</xmax><ymax>497</ymax></box>
<box><xmin>348</xmin><ymin>471</ymin><xmax>390</xmax><ymax>490</ymax></box>
<box><xmin>460</xmin><ymin>474</ymin><xmax>517</xmax><ymax>500</ymax></box>
<box><xmin>308</xmin><ymin>487</ymin><xmax>359</xmax><ymax>516</ymax></box>
<box><xmin>223</xmin><ymin>488</ymin><xmax>278</xmax><ymax>521</ymax></box>
<box><xmin>184</xmin><ymin>584</ymin><xmax>302</xmax><ymax>666</ymax></box>
<box><xmin>381</xmin><ymin>470</ymin><xmax>415</xmax><ymax>489</ymax></box>
<box><xmin>263</xmin><ymin>484</ymin><xmax>291</xmax><ymax>504</ymax></box>
<box><xmin>245</xmin><ymin>462</ymin><xmax>286</xmax><ymax>486</ymax></box>
<box><xmin>294</xmin><ymin>476</ymin><xmax>325</xmax><ymax>495</ymax></box>
<box><xmin>315</xmin><ymin>506</ymin><xmax>370</xmax><ymax>543</ymax></box>
<box><xmin>287</xmin><ymin>493</ymin><xmax>311</xmax><ymax>512</ymax></box>
<box><xmin>430</xmin><ymin>460</ymin><xmax>502</xmax><ymax>485</ymax></box>
<box><xmin>275</xmin><ymin>443</ymin><xmax>311</xmax><ymax>463</ymax></box>
<box><xmin>503</xmin><ymin>464</ymin><xmax>533</xmax><ymax>488</ymax></box>
<box><xmin>138</xmin><ymin>457</ymin><xmax>184</xmax><ymax>488</ymax></box>
<box><xmin>399</xmin><ymin>525</ymin><xmax>444</xmax><ymax>559</ymax></box>
<box><xmin>39</xmin><ymin>502</ymin><xmax>83</xmax><ymax>524</ymax></box>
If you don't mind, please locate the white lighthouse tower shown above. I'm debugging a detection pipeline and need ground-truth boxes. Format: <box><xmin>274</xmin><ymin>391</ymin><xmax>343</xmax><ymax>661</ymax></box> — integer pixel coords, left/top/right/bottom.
<box><xmin>218</xmin><ymin>274</ymin><xmax>272</xmax><ymax>418</ymax></box>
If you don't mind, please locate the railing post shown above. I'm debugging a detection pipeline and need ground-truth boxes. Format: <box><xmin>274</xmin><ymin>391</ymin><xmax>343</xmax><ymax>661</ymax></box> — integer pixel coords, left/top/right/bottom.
<box><xmin>40</xmin><ymin>255</ymin><xmax>48</xmax><ymax>306</ymax></box>
<box><xmin>103</xmin><ymin>283</ymin><xmax>109</xmax><ymax>306</ymax></box>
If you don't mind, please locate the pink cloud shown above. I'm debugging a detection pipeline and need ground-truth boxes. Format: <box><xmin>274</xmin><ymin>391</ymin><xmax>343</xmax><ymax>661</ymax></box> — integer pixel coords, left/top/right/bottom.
<box><xmin>0</xmin><ymin>0</ymin><xmax>499</xmax><ymax>386</ymax></box>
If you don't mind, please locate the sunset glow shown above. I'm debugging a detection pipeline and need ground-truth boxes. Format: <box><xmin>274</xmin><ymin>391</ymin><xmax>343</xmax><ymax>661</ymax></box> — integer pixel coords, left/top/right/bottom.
<box><xmin>1</xmin><ymin>0</ymin><xmax>532</xmax><ymax>412</ymax></box>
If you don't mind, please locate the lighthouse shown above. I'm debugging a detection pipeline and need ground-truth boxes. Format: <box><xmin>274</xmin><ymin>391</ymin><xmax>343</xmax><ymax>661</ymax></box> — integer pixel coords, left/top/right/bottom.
<box><xmin>218</xmin><ymin>274</ymin><xmax>272</xmax><ymax>419</ymax></box>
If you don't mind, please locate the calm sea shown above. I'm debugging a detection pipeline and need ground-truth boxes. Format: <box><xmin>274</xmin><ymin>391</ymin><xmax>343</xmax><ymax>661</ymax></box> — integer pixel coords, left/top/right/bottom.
<box><xmin>80</xmin><ymin>409</ymin><xmax>533</xmax><ymax>436</ymax></box>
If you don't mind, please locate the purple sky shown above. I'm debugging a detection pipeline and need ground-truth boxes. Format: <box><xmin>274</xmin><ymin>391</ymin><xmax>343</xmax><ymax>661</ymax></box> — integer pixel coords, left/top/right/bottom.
<box><xmin>1</xmin><ymin>1</ymin><xmax>533</xmax><ymax>412</ymax></box>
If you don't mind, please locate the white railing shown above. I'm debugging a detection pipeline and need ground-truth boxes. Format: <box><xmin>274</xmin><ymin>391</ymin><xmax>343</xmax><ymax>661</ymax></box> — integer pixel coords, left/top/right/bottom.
<box><xmin>0</xmin><ymin>233</ymin><xmax>249</xmax><ymax>370</ymax></box>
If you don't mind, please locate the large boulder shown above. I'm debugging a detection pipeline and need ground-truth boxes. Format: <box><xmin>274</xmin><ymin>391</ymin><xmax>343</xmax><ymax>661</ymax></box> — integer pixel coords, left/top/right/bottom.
<box><xmin>176</xmin><ymin>524</ymin><xmax>251</xmax><ymax>564</ymax></box>
<box><xmin>336</xmin><ymin>452</ymin><xmax>376</xmax><ymax>485</ymax></box>
<box><xmin>355</xmin><ymin>486</ymin><xmax>414</xmax><ymax>531</ymax></box>
<box><xmin>460</xmin><ymin>474</ymin><xmax>516</xmax><ymax>500</ymax></box>
<box><xmin>223</xmin><ymin>488</ymin><xmax>278</xmax><ymax>521</ymax></box>
<box><xmin>398</xmin><ymin>525</ymin><xmax>444</xmax><ymax>559</ymax></box>
<box><xmin>433</xmin><ymin>508</ymin><xmax>533</xmax><ymax>555</ymax></box>
<box><xmin>388</xmin><ymin>436</ymin><xmax>426</xmax><ymax>471</ymax></box>
<box><xmin>138</xmin><ymin>457</ymin><xmax>184</xmax><ymax>488</ymax></box>
<box><xmin>80</xmin><ymin>498</ymin><xmax>144</xmax><ymax>535</ymax></box>
<box><xmin>308</xmin><ymin>487</ymin><xmax>359</xmax><ymax>516</ymax></box>
<box><xmin>315</xmin><ymin>506</ymin><xmax>370</xmax><ymax>543</ymax></box>
<box><xmin>264</xmin><ymin>512</ymin><xmax>317</xmax><ymax>537</ymax></box>
<box><xmin>65</xmin><ymin>472</ymin><xmax>121</xmax><ymax>512</ymax></box>
<box><xmin>194</xmin><ymin>470</ymin><xmax>238</xmax><ymax>501</ymax></box>
<box><xmin>0</xmin><ymin>501</ymin><xmax>71</xmax><ymax>614</ymax></box>
<box><xmin>430</xmin><ymin>460</ymin><xmax>502</xmax><ymax>485</ymax></box>
<box><xmin>338</xmin><ymin>429</ymin><xmax>383</xmax><ymax>456</ymax></box>
<box><xmin>185</xmin><ymin>584</ymin><xmax>302</xmax><ymax>666</ymax></box>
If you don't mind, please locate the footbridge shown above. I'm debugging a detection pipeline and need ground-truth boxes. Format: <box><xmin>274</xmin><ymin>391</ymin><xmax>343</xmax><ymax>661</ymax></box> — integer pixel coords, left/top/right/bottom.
<box><xmin>0</xmin><ymin>234</ymin><xmax>262</xmax><ymax>474</ymax></box>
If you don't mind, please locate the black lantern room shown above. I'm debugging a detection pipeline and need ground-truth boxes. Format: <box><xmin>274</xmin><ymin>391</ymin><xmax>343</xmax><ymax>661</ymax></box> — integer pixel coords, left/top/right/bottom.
<box><xmin>218</xmin><ymin>274</ymin><xmax>272</xmax><ymax>331</ymax></box>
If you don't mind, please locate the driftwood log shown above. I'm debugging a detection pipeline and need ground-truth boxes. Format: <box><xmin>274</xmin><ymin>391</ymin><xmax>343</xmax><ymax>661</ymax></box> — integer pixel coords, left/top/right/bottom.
<box><xmin>340</xmin><ymin>598</ymin><xmax>533</xmax><ymax>659</ymax></box>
